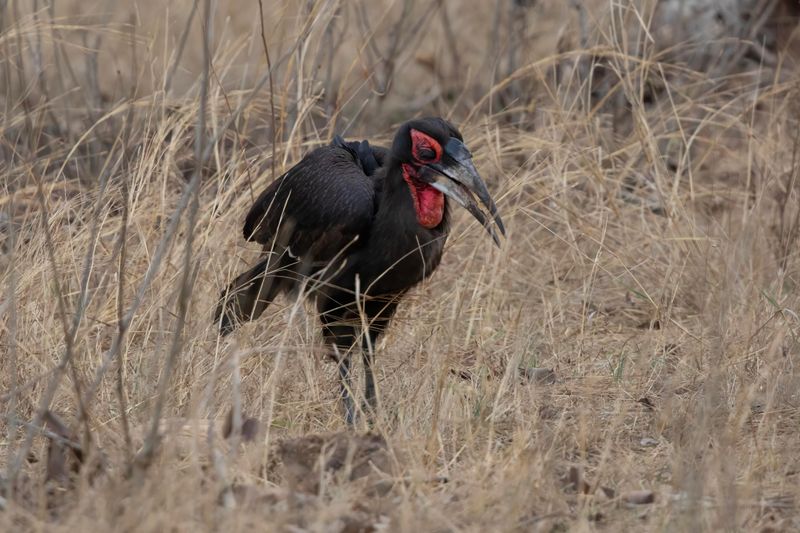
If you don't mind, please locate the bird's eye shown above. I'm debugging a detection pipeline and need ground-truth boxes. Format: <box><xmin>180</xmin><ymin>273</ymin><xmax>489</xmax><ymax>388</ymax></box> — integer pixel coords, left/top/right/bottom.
<box><xmin>410</xmin><ymin>129</ymin><xmax>441</xmax><ymax>162</ymax></box>
<box><xmin>418</xmin><ymin>147</ymin><xmax>436</xmax><ymax>161</ymax></box>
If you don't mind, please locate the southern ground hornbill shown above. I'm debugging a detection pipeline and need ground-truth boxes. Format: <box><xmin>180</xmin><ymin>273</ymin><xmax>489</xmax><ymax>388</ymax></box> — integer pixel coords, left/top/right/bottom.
<box><xmin>214</xmin><ymin>117</ymin><xmax>505</xmax><ymax>423</ymax></box>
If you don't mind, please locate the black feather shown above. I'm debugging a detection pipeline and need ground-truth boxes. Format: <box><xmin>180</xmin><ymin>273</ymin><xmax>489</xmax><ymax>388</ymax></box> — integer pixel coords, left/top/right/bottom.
<box><xmin>242</xmin><ymin>145</ymin><xmax>375</xmax><ymax>257</ymax></box>
<box><xmin>220</xmin><ymin>119</ymin><xmax>465</xmax><ymax>339</ymax></box>
<box><xmin>215</xmin><ymin>118</ymin><xmax>492</xmax><ymax>423</ymax></box>
<box><xmin>330</xmin><ymin>135</ymin><xmax>387</xmax><ymax>177</ymax></box>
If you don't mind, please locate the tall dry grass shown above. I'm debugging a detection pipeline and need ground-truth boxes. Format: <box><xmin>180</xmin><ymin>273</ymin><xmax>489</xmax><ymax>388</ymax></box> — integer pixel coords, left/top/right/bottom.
<box><xmin>1</xmin><ymin>0</ymin><xmax>800</xmax><ymax>530</ymax></box>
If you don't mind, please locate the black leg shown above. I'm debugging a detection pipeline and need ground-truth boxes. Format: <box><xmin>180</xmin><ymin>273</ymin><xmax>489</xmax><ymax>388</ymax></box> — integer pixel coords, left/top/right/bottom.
<box><xmin>363</xmin><ymin>356</ymin><xmax>376</xmax><ymax>413</ymax></box>
<box><xmin>323</xmin><ymin>318</ymin><xmax>360</xmax><ymax>426</ymax></box>
<box><xmin>362</xmin><ymin>332</ymin><xmax>377</xmax><ymax>418</ymax></box>
<box><xmin>322</xmin><ymin>309</ymin><xmax>390</xmax><ymax>426</ymax></box>
<box><xmin>337</xmin><ymin>351</ymin><xmax>356</xmax><ymax>426</ymax></box>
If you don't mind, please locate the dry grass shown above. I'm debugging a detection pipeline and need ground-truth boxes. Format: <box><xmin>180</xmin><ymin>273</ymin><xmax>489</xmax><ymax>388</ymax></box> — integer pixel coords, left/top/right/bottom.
<box><xmin>2</xmin><ymin>0</ymin><xmax>800</xmax><ymax>531</ymax></box>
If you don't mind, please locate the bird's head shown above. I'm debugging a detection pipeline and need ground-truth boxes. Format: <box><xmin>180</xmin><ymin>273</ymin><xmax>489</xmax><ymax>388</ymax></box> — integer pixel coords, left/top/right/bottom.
<box><xmin>392</xmin><ymin>117</ymin><xmax>505</xmax><ymax>245</ymax></box>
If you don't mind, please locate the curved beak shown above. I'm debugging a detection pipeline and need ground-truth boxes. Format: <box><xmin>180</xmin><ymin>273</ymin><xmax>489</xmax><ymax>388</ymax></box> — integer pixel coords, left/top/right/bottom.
<box><xmin>420</xmin><ymin>138</ymin><xmax>506</xmax><ymax>246</ymax></box>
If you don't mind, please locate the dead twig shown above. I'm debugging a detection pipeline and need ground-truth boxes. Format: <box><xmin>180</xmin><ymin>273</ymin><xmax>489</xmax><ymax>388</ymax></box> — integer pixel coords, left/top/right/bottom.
<box><xmin>258</xmin><ymin>0</ymin><xmax>278</xmax><ymax>182</ymax></box>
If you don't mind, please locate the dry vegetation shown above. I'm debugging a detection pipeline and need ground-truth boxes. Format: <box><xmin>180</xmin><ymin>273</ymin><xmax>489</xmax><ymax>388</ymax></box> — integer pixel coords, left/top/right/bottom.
<box><xmin>2</xmin><ymin>0</ymin><xmax>800</xmax><ymax>530</ymax></box>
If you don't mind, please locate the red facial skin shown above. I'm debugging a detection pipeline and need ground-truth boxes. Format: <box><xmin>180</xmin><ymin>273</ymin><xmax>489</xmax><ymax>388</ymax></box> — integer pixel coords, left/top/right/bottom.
<box><xmin>402</xmin><ymin>129</ymin><xmax>445</xmax><ymax>228</ymax></box>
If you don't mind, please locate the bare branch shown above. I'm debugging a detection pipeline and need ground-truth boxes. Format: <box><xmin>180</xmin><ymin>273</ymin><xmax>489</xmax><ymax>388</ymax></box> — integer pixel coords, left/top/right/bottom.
<box><xmin>258</xmin><ymin>0</ymin><xmax>278</xmax><ymax>181</ymax></box>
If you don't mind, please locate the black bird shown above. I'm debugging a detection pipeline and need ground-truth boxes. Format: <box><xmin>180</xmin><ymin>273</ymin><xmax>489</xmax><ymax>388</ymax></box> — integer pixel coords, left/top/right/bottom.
<box><xmin>214</xmin><ymin>117</ymin><xmax>505</xmax><ymax>423</ymax></box>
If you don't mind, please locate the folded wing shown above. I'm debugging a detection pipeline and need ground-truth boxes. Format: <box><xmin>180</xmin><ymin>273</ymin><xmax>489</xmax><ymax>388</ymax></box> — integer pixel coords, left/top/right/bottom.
<box><xmin>243</xmin><ymin>143</ymin><xmax>379</xmax><ymax>261</ymax></box>
<box><xmin>216</xmin><ymin>140</ymin><xmax>383</xmax><ymax>335</ymax></box>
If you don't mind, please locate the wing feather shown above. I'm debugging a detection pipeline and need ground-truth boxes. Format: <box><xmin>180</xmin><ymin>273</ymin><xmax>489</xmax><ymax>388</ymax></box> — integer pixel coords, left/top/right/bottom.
<box><xmin>243</xmin><ymin>145</ymin><xmax>378</xmax><ymax>262</ymax></box>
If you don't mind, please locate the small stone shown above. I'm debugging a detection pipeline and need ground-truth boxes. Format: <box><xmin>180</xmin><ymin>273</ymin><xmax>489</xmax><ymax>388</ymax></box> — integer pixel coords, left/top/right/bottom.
<box><xmin>640</xmin><ymin>437</ymin><xmax>659</xmax><ymax>447</ymax></box>
<box><xmin>519</xmin><ymin>367</ymin><xmax>556</xmax><ymax>384</ymax></box>
<box><xmin>622</xmin><ymin>490</ymin><xmax>655</xmax><ymax>505</ymax></box>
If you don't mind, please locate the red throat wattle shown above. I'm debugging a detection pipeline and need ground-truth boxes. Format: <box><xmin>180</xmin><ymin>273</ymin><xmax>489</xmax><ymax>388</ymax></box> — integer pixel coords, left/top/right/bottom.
<box><xmin>402</xmin><ymin>163</ymin><xmax>444</xmax><ymax>228</ymax></box>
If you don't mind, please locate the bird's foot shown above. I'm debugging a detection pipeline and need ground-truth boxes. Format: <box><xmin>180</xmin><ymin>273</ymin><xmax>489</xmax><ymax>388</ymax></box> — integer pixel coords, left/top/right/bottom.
<box><xmin>342</xmin><ymin>398</ymin><xmax>356</xmax><ymax>426</ymax></box>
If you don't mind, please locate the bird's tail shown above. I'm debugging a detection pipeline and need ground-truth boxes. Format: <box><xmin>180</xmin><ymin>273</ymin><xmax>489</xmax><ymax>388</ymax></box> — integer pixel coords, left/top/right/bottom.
<box><xmin>214</xmin><ymin>253</ymin><xmax>295</xmax><ymax>336</ymax></box>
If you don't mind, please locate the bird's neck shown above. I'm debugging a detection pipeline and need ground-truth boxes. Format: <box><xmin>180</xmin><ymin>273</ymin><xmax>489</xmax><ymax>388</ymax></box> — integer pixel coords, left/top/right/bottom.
<box><xmin>385</xmin><ymin>158</ymin><xmax>446</xmax><ymax>229</ymax></box>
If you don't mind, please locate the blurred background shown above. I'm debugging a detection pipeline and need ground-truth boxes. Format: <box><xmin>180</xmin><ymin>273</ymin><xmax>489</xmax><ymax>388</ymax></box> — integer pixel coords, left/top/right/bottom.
<box><xmin>3</xmin><ymin>0</ymin><xmax>798</xmax><ymax>148</ymax></box>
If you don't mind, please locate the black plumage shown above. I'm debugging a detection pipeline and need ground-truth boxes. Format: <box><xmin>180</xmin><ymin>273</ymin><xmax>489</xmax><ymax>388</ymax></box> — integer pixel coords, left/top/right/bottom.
<box><xmin>215</xmin><ymin>117</ymin><xmax>504</xmax><ymax>423</ymax></box>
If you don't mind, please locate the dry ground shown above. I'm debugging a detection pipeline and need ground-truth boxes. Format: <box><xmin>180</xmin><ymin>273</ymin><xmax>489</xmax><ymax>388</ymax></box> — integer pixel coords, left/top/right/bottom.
<box><xmin>2</xmin><ymin>0</ymin><xmax>800</xmax><ymax>531</ymax></box>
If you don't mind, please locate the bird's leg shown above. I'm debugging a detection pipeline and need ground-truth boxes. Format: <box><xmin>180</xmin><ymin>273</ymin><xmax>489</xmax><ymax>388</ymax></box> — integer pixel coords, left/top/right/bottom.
<box><xmin>361</xmin><ymin>331</ymin><xmax>378</xmax><ymax>418</ymax></box>
<box><xmin>335</xmin><ymin>347</ymin><xmax>356</xmax><ymax>426</ymax></box>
